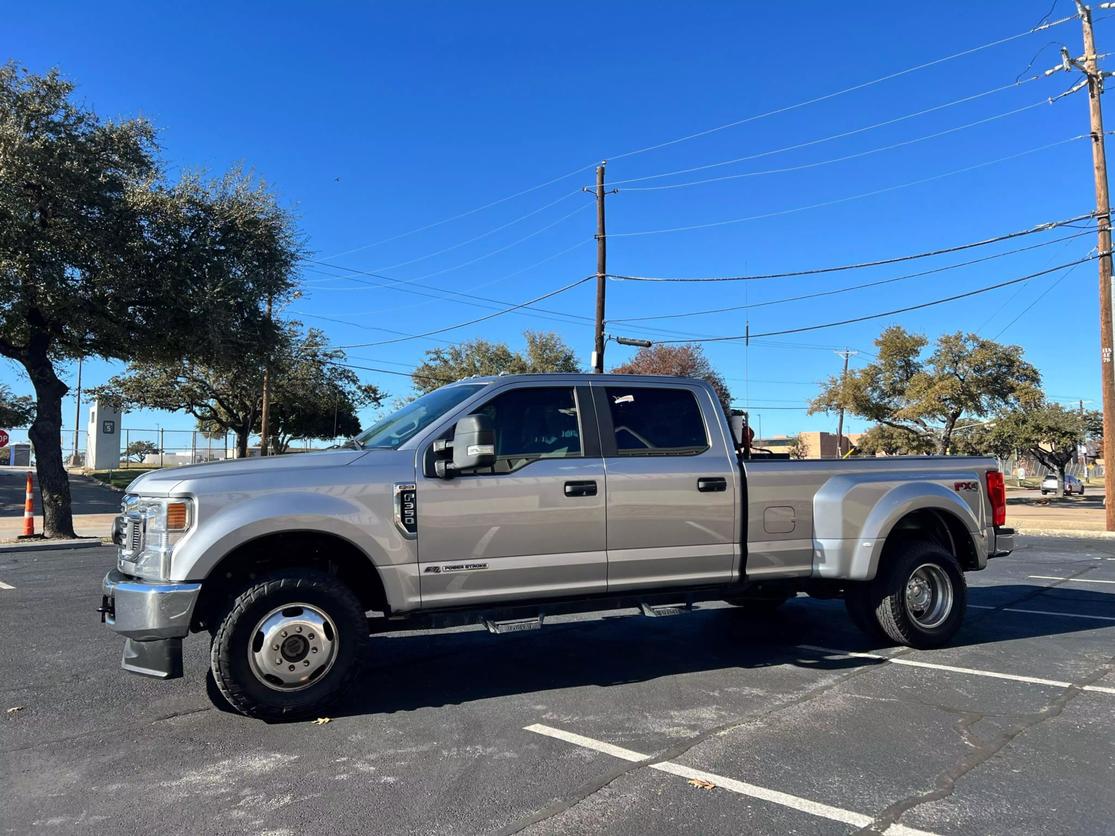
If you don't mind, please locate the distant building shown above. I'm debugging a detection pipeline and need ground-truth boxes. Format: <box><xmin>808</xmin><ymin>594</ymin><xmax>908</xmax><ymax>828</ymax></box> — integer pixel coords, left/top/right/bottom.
<box><xmin>753</xmin><ymin>431</ymin><xmax>862</xmax><ymax>459</ymax></box>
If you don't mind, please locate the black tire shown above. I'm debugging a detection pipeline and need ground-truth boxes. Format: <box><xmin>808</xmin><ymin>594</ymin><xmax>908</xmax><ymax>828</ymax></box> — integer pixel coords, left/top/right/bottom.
<box><xmin>844</xmin><ymin>583</ymin><xmax>885</xmax><ymax>640</ymax></box>
<box><xmin>850</xmin><ymin>540</ymin><xmax>966</xmax><ymax>649</ymax></box>
<box><xmin>210</xmin><ymin>569</ymin><xmax>368</xmax><ymax>720</ymax></box>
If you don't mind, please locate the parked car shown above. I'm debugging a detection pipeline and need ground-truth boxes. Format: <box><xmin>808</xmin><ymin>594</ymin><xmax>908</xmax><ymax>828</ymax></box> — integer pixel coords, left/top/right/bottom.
<box><xmin>100</xmin><ymin>374</ymin><xmax>1013</xmax><ymax>719</ymax></box>
<box><xmin>1041</xmin><ymin>473</ymin><xmax>1084</xmax><ymax>496</ymax></box>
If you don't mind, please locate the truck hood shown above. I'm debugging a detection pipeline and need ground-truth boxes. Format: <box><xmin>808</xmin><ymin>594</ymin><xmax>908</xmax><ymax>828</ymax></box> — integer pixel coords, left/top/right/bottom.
<box><xmin>126</xmin><ymin>448</ymin><xmax>385</xmax><ymax>496</ymax></box>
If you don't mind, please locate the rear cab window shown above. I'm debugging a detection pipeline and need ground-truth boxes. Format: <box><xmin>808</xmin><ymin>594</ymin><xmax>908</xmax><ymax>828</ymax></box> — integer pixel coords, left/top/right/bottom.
<box><xmin>603</xmin><ymin>386</ymin><xmax>709</xmax><ymax>456</ymax></box>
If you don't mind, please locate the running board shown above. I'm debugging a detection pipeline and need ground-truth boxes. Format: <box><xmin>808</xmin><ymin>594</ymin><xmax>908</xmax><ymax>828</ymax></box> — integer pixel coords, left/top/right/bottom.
<box><xmin>639</xmin><ymin>602</ymin><xmax>692</xmax><ymax>617</ymax></box>
<box><xmin>484</xmin><ymin>615</ymin><xmax>544</xmax><ymax>635</ymax></box>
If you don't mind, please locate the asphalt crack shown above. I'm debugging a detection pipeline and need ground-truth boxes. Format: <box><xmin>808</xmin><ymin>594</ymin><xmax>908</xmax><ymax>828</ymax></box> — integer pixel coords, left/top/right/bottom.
<box><xmin>861</xmin><ymin>657</ymin><xmax>1115</xmax><ymax>835</ymax></box>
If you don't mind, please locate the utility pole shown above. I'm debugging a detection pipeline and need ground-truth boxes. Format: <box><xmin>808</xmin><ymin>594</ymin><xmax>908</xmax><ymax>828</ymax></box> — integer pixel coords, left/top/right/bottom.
<box><xmin>586</xmin><ymin>162</ymin><xmax>616</xmax><ymax>373</ymax></box>
<box><xmin>259</xmin><ymin>296</ymin><xmax>273</xmax><ymax>457</ymax></box>
<box><xmin>834</xmin><ymin>349</ymin><xmax>857</xmax><ymax>457</ymax></box>
<box><xmin>1056</xmin><ymin>2</ymin><xmax>1115</xmax><ymax>528</ymax></box>
<box><xmin>69</xmin><ymin>356</ymin><xmax>82</xmax><ymax>467</ymax></box>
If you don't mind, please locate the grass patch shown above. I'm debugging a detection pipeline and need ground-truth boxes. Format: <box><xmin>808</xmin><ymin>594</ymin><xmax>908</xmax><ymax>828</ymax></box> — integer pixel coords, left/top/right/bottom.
<box><xmin>91</xmin><ymin>468</ymin><xmax>157</xmax><ymax>490</ymax></box>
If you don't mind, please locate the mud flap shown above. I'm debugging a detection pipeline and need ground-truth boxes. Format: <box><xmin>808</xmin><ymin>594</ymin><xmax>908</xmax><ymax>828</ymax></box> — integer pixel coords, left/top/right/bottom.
<box><xmin>122</xmin><ymin>637</ymin><xmax>184</xmax><ymax>679</ymax></box>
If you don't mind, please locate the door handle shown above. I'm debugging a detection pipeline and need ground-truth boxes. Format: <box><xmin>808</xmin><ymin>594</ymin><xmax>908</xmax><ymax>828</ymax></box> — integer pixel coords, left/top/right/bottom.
<box><xmin>697</xmin><ymin>477</ymin><xmax>727</xmax><ymax>493</ymax></box>
<box><xmin>564</xmin><ymin>480</ymin><xmax>598</xmax><ymax>497</ymax></box>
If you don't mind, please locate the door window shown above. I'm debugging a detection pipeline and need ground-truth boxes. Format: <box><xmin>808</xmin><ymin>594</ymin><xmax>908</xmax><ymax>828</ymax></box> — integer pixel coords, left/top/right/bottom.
<box><xmin>605</xmin><ymin>387</ymin><xmax>709</xmax><ymax>456</ymax></box>
<box><xmin>465</xmin><ymin>386</ymin><xmax>582</xmax><ymax>473</ymax></box>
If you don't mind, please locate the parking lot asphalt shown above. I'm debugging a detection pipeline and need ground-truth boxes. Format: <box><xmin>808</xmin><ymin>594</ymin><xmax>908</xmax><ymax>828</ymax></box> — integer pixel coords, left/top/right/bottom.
<box><xmin>2</xmin><ymin>538</ymin><xmax>1113</xmax><ymax>835</ymax></box>
<box><xmin>0</xmin><ymin>467</ymin><xmax>121</xmax><ymax>517</ymax></box>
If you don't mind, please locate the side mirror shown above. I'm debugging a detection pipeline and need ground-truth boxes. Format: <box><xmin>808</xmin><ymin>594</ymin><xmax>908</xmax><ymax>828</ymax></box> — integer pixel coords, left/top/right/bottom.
<box><xmin>434</xmin><ymin>414</ymin><xmax>497</xmax><ymax>477</ymax></box>
<box><xmin>452</xmin><ymin>414</ymin><xmax>496</xmax><ymax>472</ymax></box>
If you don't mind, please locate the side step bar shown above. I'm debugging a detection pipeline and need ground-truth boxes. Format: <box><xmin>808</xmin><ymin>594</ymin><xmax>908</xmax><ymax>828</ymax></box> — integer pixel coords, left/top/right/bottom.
<box><xmin>484</xmin><ymin>616</ymin><xmax>544</xmax><ymax>635</ymax></box>
<box><xmin>639</xmin><ymin>602</ymin><xmax>692</xmax><ymax>617</ymax></box>
<box><xmin>371</xmin><ymin>584</ymin><xmax>738</xmax><ymax>634</ymax></box>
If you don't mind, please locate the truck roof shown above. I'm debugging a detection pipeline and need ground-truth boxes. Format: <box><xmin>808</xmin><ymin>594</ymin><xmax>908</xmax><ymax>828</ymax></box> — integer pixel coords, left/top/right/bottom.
<box><xmin>446</xmin><ymin>373</ymin><xmax>712</xmax><ymax>386</ymax></box>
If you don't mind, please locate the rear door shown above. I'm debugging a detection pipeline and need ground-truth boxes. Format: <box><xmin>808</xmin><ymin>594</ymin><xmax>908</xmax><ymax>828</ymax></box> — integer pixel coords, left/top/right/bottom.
<box><xmin>416</xmin><ymin>383</ymin><xmax>607</xmax><ymax>607</ymax></box>
<box><xmin>594</xmin><ymin>382</ymin><xmax>738</xmax><ymax>591</ymax></box>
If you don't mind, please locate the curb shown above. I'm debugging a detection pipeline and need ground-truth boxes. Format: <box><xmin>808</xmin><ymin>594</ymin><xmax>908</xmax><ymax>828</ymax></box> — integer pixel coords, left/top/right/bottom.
<box><xmin>0</xmin><ymin>538</ymin><xmax>106</xmax><ymax>553</ymax></box>
<box><xmin>1014</xmin><ymin>528</ymin><xmax>1115</xmax><ymax>540</ymax></box>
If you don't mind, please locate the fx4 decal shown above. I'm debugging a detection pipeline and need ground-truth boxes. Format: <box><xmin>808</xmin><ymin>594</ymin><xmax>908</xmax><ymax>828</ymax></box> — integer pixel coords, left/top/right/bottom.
<box><xmin>953</xmin><ymin>481</ymin><xmax>979</xmax><ymax>492</ymax></box>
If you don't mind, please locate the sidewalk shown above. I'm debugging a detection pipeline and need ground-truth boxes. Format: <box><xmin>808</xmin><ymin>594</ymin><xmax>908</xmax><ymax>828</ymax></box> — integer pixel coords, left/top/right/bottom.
<box><xmin>0</xmin><ymin>513</ymin><xmax>115</xmax><ymax>542</ymax></box>
<box><xmin>1005</xmin><ymin>491</ymin><xmax>1107</xmax><ymax>534</ymax></box>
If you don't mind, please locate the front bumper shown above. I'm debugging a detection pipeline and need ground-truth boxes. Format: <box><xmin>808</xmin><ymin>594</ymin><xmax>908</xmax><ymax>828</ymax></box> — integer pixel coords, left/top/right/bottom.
<box><xmin>101</xmin><ymin>570</ymin><xmax>202</xmax><ymax>679</ymax></box>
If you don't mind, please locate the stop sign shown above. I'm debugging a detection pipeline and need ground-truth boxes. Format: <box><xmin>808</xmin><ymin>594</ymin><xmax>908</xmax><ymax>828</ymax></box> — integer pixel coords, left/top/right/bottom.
<box><xmin>0</xmin><ymin>429</ymin><xmax>8</xmax><ymax>448</ymax></box>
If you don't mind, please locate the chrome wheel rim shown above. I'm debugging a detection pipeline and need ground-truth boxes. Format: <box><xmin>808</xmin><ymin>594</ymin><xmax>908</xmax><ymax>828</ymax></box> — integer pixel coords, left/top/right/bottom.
<box><xmin>247</xmin><ymin>603</ymin><xmax>339</xmax><ymax>691</ymax></box>
<box><xmin>904</xmin><ymin>564</ymin><xmax>953</xmax><ymax>630</ymax></box>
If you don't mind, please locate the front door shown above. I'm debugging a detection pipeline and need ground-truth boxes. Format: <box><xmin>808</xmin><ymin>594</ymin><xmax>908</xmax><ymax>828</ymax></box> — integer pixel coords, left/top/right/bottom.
<box><xmin>416</xmin><ymin>384</ymin><xmax>607</xmax><ymax>607</ymax></box>
<box><xmin>595</xmin><ymin>383</ymin><xmax>738</xmax><ymax>591</ymax></box>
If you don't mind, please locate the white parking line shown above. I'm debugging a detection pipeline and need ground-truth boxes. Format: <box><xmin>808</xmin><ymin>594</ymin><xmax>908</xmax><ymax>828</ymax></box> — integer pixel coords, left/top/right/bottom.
<box><xmin>1029</xmin><ymin>575</ymin><xmax>1115</xmax><ymax>585</ymax></box>
<box><xmin>0</xmin><ymin>580</ymin><xmax>13</xmax><ymax>590</ymax></box>
<box><xmin>797</xmin><ymin>645</ymin><xmax>1115</xmax><ymax>695</ymax></box>
<box><xmin>524</xmin><ymin>723</ymin><xmax>937</xmax><ymax>836</ymax></box>
<box><xmin>970</xmin><ymin>604</ymin><xmax>1115</xmax><ymax>622</ymax></box>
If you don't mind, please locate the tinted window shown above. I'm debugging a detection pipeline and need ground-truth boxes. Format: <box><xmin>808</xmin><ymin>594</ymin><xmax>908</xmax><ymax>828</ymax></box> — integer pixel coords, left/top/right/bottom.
<box><xmin>605</xmin><ymin>387</ymin><xmax>708</xmax><ymax>456</ymax></box>
<box><xmin>355</xmin><ymin>383</ymin><xmax>485</xmax><ymax>449</ymax></box>
<box><xmin>469</xmin><ymin>386</ymin><xmax>582</xmax><ymax>472</ymax></box>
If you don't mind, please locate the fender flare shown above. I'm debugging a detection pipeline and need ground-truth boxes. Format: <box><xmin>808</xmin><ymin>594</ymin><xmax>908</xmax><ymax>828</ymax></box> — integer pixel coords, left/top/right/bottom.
<box><xmin>170</xmin><ymin>491</ymin><xmax>411</xmax><ymax>609</ymax></box>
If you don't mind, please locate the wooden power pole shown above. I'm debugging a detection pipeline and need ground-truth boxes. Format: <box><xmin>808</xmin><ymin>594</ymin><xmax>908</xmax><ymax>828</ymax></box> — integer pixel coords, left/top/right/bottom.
<box><xmin>1058</xmin><ymin>1</ymin><xmax>1115</xmax><ymax>528</ymax></box>
<box><xmin>834</xmin><ymin>349</ymin><xmax>856</xmax><ymax>457</ymax></box>
<box><xmin>259</xmin><ymin>296</ymin><xmax>273</xmax><ymax>457</ymax></box>
<box><xmin>588</xmin><ymin>162</ymin><xmax>614</xmax><ymax>374</ymax></box>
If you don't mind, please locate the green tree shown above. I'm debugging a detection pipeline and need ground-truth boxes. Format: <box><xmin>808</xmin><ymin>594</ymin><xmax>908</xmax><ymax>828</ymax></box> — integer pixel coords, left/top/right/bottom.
<box><xmin>95</xmin><ymin>327</ymin><xmax>382</xmax><ymax>457</ymax></box>
<box><xmin>123</xmin><ymin>440</ymin><xmax>160</xmax><ymax>463</ymax></box>
<box><xmin>995</xmin><ymin>403</ymin><xmax>1102</xmax><ymax>487</ymax></box>
<box><xmin>610</xmin><ymin>343</ymin><xmax>732</xmax><ymax>413</ymax></box>
<box><xmin>0</xmin><ymin>384</ymin><xmax>34</xmax><ymax>427</ymax></box>
<box><xmin>786</xmin><ymin>433</ymin><xmax>809</xmax><ymax>459</ymax></box>
<box><xmin>855</xmin><ymin>424</ymin><xmax>938</xmax><ymax>456</ymax></box>
<box><xmin>411</xmin><ymin>330</ymin><xmax>580</xmax><ymax>394</ymax></box>
<box><xmin>809</xmin><ymin>327</ymin><xmax>1041</xmax><ymax>455</ymax></box>
<box><xmin>0</xmin><ymin>65</ymin><xmax>298</xmax><ymax>536</ymax></box>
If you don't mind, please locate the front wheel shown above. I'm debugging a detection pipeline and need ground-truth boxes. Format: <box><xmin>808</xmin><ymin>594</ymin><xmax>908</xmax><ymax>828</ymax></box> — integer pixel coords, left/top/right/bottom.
<box><xmin>210</xmin><ymin>569</ymin><xmax>368</xmax><ymax>720</ymax></box>
<box><xmin>845</xmin><ymin>541</ymin><xmax>966</xmax><ymax>649</ymax></box>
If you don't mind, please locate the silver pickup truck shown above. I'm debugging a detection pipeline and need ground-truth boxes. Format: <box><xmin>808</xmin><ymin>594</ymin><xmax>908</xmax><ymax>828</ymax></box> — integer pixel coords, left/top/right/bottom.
<box><xmin>100</xmin><ymin>373</ymin><xmax>1013</xmax><ymax>719</ymax></box>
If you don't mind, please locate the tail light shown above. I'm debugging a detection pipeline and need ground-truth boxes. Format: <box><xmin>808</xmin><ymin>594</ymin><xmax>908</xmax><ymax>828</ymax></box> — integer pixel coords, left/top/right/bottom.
<box><xmin>986</xmin><ymin>470</ymin><xmax>1006</xmax><ymax>527</ymax></box>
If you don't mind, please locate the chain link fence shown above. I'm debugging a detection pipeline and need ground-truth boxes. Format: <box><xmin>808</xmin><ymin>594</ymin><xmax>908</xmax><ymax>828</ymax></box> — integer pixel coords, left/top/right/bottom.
<box><xmin>1</xmin><ymin>427</ymin><xmax>330</xmax><ymax>469</ymax></box>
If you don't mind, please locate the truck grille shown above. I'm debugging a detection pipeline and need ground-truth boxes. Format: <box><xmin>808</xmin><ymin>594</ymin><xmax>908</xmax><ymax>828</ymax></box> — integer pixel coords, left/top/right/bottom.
<box><xmin>129</xmin><ymin>521</ymin><xmax>142</xmax><ymax>553</ymax></box>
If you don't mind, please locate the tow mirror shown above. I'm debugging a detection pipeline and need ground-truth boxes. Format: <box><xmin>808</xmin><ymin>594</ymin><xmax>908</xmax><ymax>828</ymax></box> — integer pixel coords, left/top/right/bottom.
<box><xmin>435</xmin><ymin>414</ymin><xmax>496</xmax><ymax>477</ymax></box>
<box><xmin>453</xmin><ymin>414</ymin><xmax>496</xmax><ymax>471</ymax></box>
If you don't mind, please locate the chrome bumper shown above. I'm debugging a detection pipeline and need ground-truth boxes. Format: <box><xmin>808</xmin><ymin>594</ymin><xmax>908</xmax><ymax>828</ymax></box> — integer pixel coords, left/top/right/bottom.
<box><xmin>101</xmin><ymin>570</ymin><xmax>202</xmax><ymax>679</ymax></box>
<box><xmin>101</xmin><ymin>569</ymin><xmax>201</xmax><ymax>640</ymax></box>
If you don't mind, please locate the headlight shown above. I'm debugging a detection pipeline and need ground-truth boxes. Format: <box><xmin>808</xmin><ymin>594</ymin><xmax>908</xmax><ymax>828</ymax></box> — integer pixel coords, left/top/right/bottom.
<box><xmin>121</xmin><ymin>497</ymin><xmax>194</xmax><ymax>581</ymax></box>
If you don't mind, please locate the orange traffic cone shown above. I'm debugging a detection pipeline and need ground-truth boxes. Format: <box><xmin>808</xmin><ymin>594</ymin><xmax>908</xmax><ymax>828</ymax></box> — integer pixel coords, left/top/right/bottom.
<box><xmin>22</xmin><ymin>471</ymin><xmax>35</xmax><ymax>537</ymax></box>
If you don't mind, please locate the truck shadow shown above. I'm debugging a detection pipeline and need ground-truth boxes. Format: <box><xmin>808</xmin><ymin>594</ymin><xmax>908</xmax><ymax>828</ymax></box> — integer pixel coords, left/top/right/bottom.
<box><xmin>306</xmin><ymin>584</ymin><xmax>1115</xmax><ymax>720</ymax></box>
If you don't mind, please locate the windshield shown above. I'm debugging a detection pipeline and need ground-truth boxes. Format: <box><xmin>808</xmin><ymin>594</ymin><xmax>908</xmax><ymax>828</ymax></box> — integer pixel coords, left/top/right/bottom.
<box><xmin>353</xmin><ymin>384</ymin><xmax>486</xmax><ymax>449</ymax></box>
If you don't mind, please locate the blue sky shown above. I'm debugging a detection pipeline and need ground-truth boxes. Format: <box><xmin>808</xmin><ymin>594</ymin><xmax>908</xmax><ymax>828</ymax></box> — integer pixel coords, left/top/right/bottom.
<box><xmin>3</xmin><ymin>1</ymin><xmax>1109</xmax><ymax>448</ymax></box>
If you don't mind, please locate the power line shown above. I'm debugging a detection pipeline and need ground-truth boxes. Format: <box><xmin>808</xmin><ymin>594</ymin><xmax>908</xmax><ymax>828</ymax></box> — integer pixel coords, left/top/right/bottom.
<box><xmin>299</xmin><ymin>252</ymin><xmax>736</xmax><ymax>344</ymax></box>
<box><xmin>604</xmin><ymin>78</ymin><xmax>1045</xmax><ymax>189</ymax></box>
<box><xmin>993</xmin><ymin>261</ymin><xmax>1088</xmax><ymax>338</ymax></box>
<box><xmin>319</xmin><ymin>162</ymin><xmax>594</xmax><ymax>261</ymax></box>
<box><xmin>651</xmin><ymin>255</ymin><xmax>1103</xmax><ymax>344</ymax></box>
<box><xmin>608</xmin><ymin>229</ymin><xmax>1093</xmax><ymax>323</ymax></box>
<box><xmin>332</xmin><ymin>274</ymin><xmax>598</xmax><ymax>349</ymax></box>
<box><xmin>403</xmin><ymin>203</ymin><xmax>591</xmax><ymax>282</ymax></box>
<box><xmin>607</xmin><ymin>212</ymin><xmax>1095</xmax><ymax>282</ymax></box>
<box><xmin>617</xmin><ymin>100</ymin><xmax>1055</xmax><ymax>192</ymax></box>
<box><xmin>608</xmin><ymin>136</ymin><xmax>1088</xmax><ymax>237</ymax></box>
<box><xmin>606</xmin><ymin>14</ymin><xmax>1075</xmax><ymax>162</ymax></box>
<box><xmin>365</xmin><ymin>191</ymin><xmax>582</xmax><ymax>273</ymax></box>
